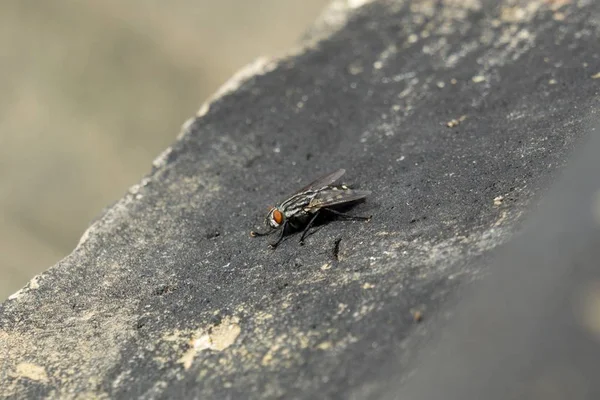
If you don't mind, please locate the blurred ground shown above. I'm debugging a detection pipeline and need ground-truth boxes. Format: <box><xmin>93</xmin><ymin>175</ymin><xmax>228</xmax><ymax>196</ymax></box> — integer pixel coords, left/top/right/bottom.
<box><xmin>0</xmin><ymin>0</ymin><xmax>330</xmax><ymax>300</ymax></box>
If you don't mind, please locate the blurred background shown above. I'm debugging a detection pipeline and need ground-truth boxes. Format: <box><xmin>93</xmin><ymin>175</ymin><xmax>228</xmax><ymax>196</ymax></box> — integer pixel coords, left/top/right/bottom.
<box><xmin>0</xmin><ymin>0</ymin><xmax>330</xmax><ymax>300</ymax></box>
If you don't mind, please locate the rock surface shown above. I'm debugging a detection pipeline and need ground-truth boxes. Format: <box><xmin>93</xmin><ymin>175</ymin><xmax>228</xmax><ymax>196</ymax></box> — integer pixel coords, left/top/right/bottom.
<box><xmin>2</xmin><ymin>0</ymin><xmax>600</xmax><ymax>398</ymax></box>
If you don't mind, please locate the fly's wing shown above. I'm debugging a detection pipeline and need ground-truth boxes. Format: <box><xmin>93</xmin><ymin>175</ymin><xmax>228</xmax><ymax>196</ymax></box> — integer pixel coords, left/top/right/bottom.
<box><xmin>294</xmin><ymin>169</ymin><xmax>346</xmax><ymax>194</ymax></box>
<box><xmin>307</xmin><ymin>188</ymin><xmax>371</xmax><ymax>210</ymax></box>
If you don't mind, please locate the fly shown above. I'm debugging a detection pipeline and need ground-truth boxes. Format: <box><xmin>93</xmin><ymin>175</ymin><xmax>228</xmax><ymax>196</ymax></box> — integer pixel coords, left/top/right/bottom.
<box><xmin>250</xmin><ymin>168</ymin><xmax>371</xmax><ymax>248</ymax></box>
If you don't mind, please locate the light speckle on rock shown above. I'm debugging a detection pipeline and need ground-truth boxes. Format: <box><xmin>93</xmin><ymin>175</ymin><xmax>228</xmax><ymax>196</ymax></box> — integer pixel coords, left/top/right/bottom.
<box><xmin>362</xmin><ymin>283</ymin><xmax>375</xmax><ymax>289</ymax></box>
<box><xmin>446</xmin><ymin>115</ymin><xmax>467</xmax><ymax>127</ymax></box>
<box><xmin>176</xmin><ymin>316</ymin><xmax>241</xmax><ymax>370</ymax></box>
<box><xmin>553</xmin><ymin>11</ymin><xmax>566</xmax><ymax>21</ymax></box>
<box><xmin>317</xmin><ymin>341</ymin><xmax>333</xmax><ymax>350</ymax></box>
<box><xmin>348</xmin><ymin>62</ymin><xmax>364</xmax><ymax>75</ymax></box>
<box><xmin>12</xmin><ymin>363</ymin><xmax>49</xmax><ymax>383</ymax></box>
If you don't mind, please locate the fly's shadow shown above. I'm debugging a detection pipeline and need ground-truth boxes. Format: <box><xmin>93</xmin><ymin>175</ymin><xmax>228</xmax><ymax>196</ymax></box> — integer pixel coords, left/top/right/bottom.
<box><xmin>292</xmin><ymin>202</ymin><xmax>371</xmax><ymax>245</ymax></box>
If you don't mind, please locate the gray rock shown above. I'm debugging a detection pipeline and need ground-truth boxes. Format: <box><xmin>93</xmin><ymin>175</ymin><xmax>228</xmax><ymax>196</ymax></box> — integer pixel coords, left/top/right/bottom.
<box><xmin>2</xmin><ymin>0</ymin><xmax>600</xmax><ymax>398</ymax></box>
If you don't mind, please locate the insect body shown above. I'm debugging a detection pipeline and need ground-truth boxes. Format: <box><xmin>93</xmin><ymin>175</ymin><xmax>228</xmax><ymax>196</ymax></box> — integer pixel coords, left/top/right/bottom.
<box><xmin>250</xmin><ymin>169</ymin><xmax>371</xmax><ymax>248</ymax></box>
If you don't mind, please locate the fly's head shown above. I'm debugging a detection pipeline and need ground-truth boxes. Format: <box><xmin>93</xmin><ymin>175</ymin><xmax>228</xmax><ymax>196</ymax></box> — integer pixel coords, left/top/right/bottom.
<box><xmin>266</xmin><ymin>206</ymin><xmax>285</xmax><ymax>229</ymax></box>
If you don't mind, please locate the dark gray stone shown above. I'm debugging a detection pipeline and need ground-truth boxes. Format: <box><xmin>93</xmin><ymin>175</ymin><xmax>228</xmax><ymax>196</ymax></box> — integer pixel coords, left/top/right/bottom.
<box><xmin>386</xmin><ymin>120</ymin><xmax>600</xmax><ymax>400</ymax></box>
<box><xmin>2</xmin><ymin>0</ymin><xmax>600</xmax><ymax>398</ymax></box>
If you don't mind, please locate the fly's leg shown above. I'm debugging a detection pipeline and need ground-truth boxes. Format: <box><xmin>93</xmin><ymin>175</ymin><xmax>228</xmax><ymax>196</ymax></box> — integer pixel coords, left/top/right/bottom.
<box><xmin>299</xmin><ymin>211</ymin><xmax>321</xmax><ymax>245</ymax></box>
<box><xmin>250</xmin><ymin>228</ymin><xmax>275</xmax><ymax>237</ymax></box>
<box><xmin>324</xmin><ymin>208</ymin><xmax>371</xmax><ymax>221</ymax></box>
<box><xmin>269</xmin><ymin>222</ymin><xmax>288</xmax><ymax>249</ymax></box>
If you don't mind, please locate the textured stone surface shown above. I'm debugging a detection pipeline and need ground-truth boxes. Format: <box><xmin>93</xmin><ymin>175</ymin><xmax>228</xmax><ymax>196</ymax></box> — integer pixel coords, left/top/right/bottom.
<box><xmin>388</xmin><ymin>126</ymin><xmax>600</xmax><ymax>399</ymax></box>
<box><xmin>2</xmin><ymin>0</ymin><xmax>600</xmax><ymax>398</ymax></box>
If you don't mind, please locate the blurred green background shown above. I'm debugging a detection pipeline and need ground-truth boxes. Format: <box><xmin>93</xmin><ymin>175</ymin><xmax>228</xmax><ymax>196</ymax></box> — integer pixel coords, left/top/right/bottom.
<box><xmin>0</xmin><ymin>0</ymin><xmax>330</xmax><ymax>299</ymax></box>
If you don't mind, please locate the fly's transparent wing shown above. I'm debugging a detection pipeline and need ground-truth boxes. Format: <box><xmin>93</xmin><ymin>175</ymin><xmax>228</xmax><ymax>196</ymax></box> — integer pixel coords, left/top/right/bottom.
<box><xmin>294</xmin><ymin>169</ymin><xmax>346</xmax><ymax>194</ymax></box>
<box><xmin>307</xmin><ymin>188</ymin><xmax>371</xmax><ymax>209</ymax></box>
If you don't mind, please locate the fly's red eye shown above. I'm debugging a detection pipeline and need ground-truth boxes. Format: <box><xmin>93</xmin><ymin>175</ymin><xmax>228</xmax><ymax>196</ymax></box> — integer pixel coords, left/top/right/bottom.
<box><xmin>272</xmin><ymin>209</ymin><xmax>284</xmax><ymax>225</ymax></box>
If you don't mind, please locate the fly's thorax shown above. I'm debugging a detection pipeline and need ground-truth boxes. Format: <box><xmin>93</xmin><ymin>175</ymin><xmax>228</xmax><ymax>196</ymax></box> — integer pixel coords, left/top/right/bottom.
<box><xmin>280</xmin><ymin>191</ymin><xmax>318</xmax><ymax>219</ymax></box>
